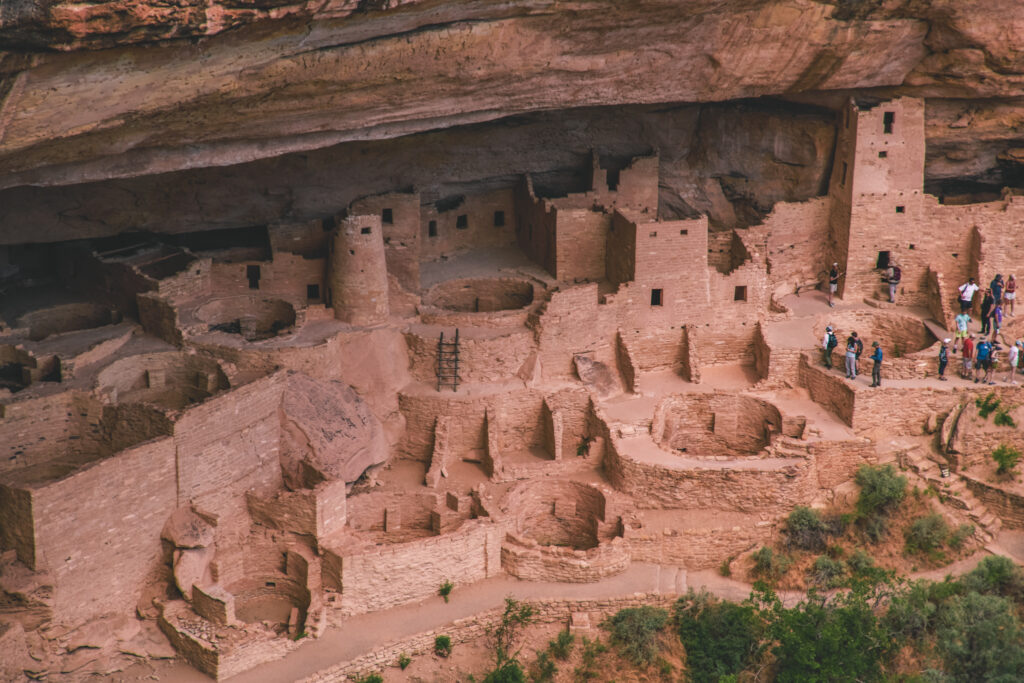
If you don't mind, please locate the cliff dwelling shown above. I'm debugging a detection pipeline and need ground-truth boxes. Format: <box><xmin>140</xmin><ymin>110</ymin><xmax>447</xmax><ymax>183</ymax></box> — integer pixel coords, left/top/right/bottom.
<box><xmin>4</xmin><ymin>2</ymin><xmax>1024</xmax><ymax>682</ymax></box>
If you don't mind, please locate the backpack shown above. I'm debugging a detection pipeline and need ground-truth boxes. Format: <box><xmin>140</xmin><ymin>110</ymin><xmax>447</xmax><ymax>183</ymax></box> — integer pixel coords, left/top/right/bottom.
<box><xmin>854</xmin><ymin>338</ymin><xmax>864</xmax><ymax>355</ymax></box>
<box><xmin>827</xmin><ymin>332</ymin><xmax>838</xmax><ymax>350</ymax></box>
<box><xmin>890</xmin><ymin>265</ymin><xmax>901</xmax><ymax>283</ymax></box>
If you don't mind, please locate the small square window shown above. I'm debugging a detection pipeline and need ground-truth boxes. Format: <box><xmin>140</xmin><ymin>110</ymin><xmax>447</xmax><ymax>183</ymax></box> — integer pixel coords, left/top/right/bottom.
<box><xmin>306</xmin><ymin>284</ymin><xmax>320</xmax><ymax>300</ymax></box>
<box><xmin>878</xmin><ymin>151</ymin><xmax>888</xmax><ymax>158</ymax></box>
<box><xmin>649</xmin><ymin>231</ymin><xmax>658</xmax><ymax>238</ymax></box>
<box><xmin>428</xmin><ymin>220</ymin><xmax>438</xmax><ymax>237</ymax></box>
<box><xmin>895</xmin><ymin>206</ymin><xmax>905</xmax><ymax>213</ymax></box>
<box><xmin>361</xmin><ymin>226</ymin><xmax>372</xmax><ymax>234</ymax></box>
<box><xmin>651</xmin><ymin>289</ymin><xmax>663</xmax><ymax>306</ymax></box>
<box><xmin>382</xmin><ymin>208</ymin><xmax>393</xmax><ymax>224</ymax></box>
<box><xmin>493</xmin><ymin>210</ymin><xmax>505</xmax><ymax>227</ymax></box>
<box><xmin>456</xmin><ymin>214</ymin><xmax>468</xmax><ymax>229</ymax></box>
<box><xmin>909</xmin><ymin>244</ymin><xmax>915</xmax><ymax>250</ymax></box>
<box><xmin>734</xmin><ymin>286</ymin><xmax>747</xmax><ymax>302</ymax></box>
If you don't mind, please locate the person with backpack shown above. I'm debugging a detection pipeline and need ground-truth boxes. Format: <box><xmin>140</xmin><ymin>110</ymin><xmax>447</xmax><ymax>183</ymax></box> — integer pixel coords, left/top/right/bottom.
<box><xmin>986</xmin><ymin>343</ymin><xmax>1000</xmax><ymax>385</ymax></box>
<box><xmin>822</xmin><ymin>326</ymin><xmax>838</xmax><ymax>369</ymax></box>
<box><xmin>887</xmin><ymin>262</ymin><xmax>901</xmax><ymax>303</ymax></box>
<box><xmin>958</xmin><ymin>277</ymin><xmax>979</xmax><ymax>314</ymax></box>
<box><xmin>975</xmin><ymin>338</ymin><xmax>992</xmax><ymax>383</ymax></box>
<box><xmin>828</xmin><ymin>262</ymin><xmax>843</xmax><ymax>308</ymax></box>
<box><xmin>845</xmin><ymin>335</ymin><xmax>858</xmax><ymax>380</ymax></box>
<box><xmin>869</xmin><ymin>341</ymin><xmax>883</xmax><ymax>387</ymax></box>
<box><xmin>980</xmin><ymin>288</ymin><xmax>995</xmax><ymax>335</ymax></box>
<box><xmin>938</xmin><ymin>339</ymin><xmax>950</xmax><ymax>381</ymax></box>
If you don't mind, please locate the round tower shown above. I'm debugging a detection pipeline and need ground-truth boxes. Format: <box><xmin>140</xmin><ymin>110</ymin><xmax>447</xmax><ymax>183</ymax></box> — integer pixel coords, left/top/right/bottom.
<box><xmin>329</xmin><ymin>214</ymin><xmax>390</xmax><ymax>325</ymax></box>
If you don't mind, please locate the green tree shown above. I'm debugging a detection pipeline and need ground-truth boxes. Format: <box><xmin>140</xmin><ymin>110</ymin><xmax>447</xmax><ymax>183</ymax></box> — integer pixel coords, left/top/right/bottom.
<box><xmin>674</xmin><ymin>590</ymin><xmax>762</xmax><ymax>683</ymax></box>
<box><xmin>934</xmin><ymin>591</ymin><xmax>1024</xmax><ymax>682</ymax></box>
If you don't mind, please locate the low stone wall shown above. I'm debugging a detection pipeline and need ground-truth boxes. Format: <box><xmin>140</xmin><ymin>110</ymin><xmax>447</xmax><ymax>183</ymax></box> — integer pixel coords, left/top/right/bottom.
<box><xmin>625</xmin><ymin>522</ymin><xmax>774</xmax><ymax>570</ymax></box>
<box><xmin>799</xmin><ymin>356</ymin><xmax>856</xmax><ymax>426</ymax></box>
<box><xmin>962</xmin><ymin>474</ymin><xmax>1024</xmax><ymax>530</ymax></box>
<box><xmin>501</xmin><ymin>534</ymin><xmax>631</xmax><ymax>582</ymax></box>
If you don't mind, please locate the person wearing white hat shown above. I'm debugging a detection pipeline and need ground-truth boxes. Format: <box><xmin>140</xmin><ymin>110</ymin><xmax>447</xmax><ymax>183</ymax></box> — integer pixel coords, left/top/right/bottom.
<box><xmin>938</xmin><ymin>339</ymin><xmax>950</xmax><ymax>381</ymax></box>
<box><xmin>822</xmin><ymin>326</ymin><xmax>838</xmax><ymax>369</ymax></box>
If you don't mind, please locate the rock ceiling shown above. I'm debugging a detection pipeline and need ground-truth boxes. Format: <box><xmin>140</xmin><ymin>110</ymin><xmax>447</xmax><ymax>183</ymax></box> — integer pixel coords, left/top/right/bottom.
<box><xmin>0</xmin><ymin>0</ymin><xmax>1023</xmax><ymax>242</ymax></box>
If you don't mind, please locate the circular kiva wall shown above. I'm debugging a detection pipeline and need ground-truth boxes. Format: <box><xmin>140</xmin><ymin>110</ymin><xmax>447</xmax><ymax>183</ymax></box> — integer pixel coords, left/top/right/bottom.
<box><xmin>424</xmin><ymin>277</ymin><xmax>534</xmax><ymax>313</ymax></box>
<box><xmin>96</xmin><ymin>352</ymin><xmax>229</xmax><ymax>410</ymax></box>
<box><xmin>230</xmin><ymin>577</ymin><xmax>310</xmax><ymax>629</ymax></box>
<box><xmin>500</xmin><ymin>480</ymin><xmax>629</xmax><ymax>582</ymax></box>
<box><xmin>195</xmin><ymin>295</ymin><xmax>296</xmax><ymax>341</ymax></box>
<box><xmin>16</xmin><ymin>302</ymin><xmax>120</xmax><ymax>341</ymax></box>
<box><xmin>653</xmin><ymin>393</ymin><xmax>782</xmax><ymax>457</ymax></box>
<box><xmin>815</xmin><ymin>310</ymin><xmax>937</xmax><ymax>357</ymax></box>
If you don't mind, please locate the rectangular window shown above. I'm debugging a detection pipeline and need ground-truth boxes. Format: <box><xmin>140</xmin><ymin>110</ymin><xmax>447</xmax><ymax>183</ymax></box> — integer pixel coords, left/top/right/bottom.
<box><xmin>607</xmin><ymin>168</ymin><xmax>621</xmax><ymax>191</ymax></box>
<box><xmin>841</xmin><ymin>162</ymin><xmax>848</xmax><ymax>186</ymax></box>
<box><xmin>649</xmin><ymin>231</ymin><xmax>658</xmax><ymax>238</ymax></box>
<box><xmin>493</xmin><ymin>210</ymin><xmax>505</xmax><ymax>227</ymax></box>
<box><xmin>680</xmin><ymin>229</ymin><xmax>688</xmax><ymax>235</ymax></box>
<box><xmin>651</xmin><ymin>288</ymin><xmax>663</xmax><ymax>306</ymax></box>
<box><xmin>883</xmin><ymin>111</ymin><xmax>895</xmax><ymax>134</ymax></box>
<box><xmin>360</xmin><ymin>226</ymin><xmax>372</xmax><ymax>234</ymax></box>
<box><xmin>878</xmin><ymin>151</ymin><xmax>888</xmax><ymax>158</ymax></box>
<box><xmin>246</xmin><ymin>265</ymin><xmax>260</xmax><ymax>290</ymax></box>
<box><xmin>895</xmin><ymin>206</ymin><xmax>905</xmax><ymax>213</ymax></box>
<box><xmin>382</xmin><ymin>208</ymin><xmax>393</xmax><ymax>224</ymax></box>
<box><xmin>734</xmin><ymin>286</ymin><xmax>747</xmax><ymax>302</ymax></box>
<box><xmin>456</xmin><ymin>214</ymin><xmax>468</xmax><ymax>229</ymax></box>
<box><xmin>306</xmin><ymin>284</ymin><xmax>320</xmax><ymax>300</ymax></box>
<box><xmin>876</xmin><ymin>251</ymin><xmax>890</xmax><ymax>270</ymax></box>
<box><xmin>428</xmin><ymin>220</ymin><xmax>438</xmax><ymax>237</ymax></box>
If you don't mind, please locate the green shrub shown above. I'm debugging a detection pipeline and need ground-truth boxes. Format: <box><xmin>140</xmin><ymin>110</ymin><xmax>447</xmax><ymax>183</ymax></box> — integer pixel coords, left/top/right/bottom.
<box><xmin>992</xmin><ymin>443</ymin><xmax>1022</xmax><ymax>475</ymax></box>
<box><xmin>548</xmin><ymin>629</ymin><xmax>574</xmax><ymax>660</ymax></box>
<box><xmin>948</xmin><ymin>524</ymin><xmax>974</xmax><ymax>550</ymax></box>
<box><xmin>960</xmin><ymin>555</ymin><xmax>1024</xmax><ymax>599</ymax></box>
<box><xmin>751</xmin><ymin>546</ymin><xmax>792</xmax><ymax>582</ymax></box>
<box><xmin>994</xmin><ymin>407</ymin><xmax>1017</xmax><ymax>427</ymax></box>
<box><xmin>855</xmin><ymin>464</ymin><xmax>907</xmax><ymax>519</ymax></box>
<box><xmin>674</xmin><ymin>590</ymin><xmax>761</xmax><ymax>683</ymax></box>
<box><xmin>482</xmin><ymin>598</ymin><xmax>534</xmax><ymax>681</ymax></box>
<box><xmin>573</xmin><ymin>637</ymin><xmax>607</xmax><ymax>681</ymax></box>
<box><xmin>785</xmin><ymin>506</ymin><xmax>830</xmax><ymax>551</ymax></box>
<box><xmin>605</xmin><ymin>606</ymin><xmax>669</xmax><ymax>667</ymax></box>
<box><xmin>718</xmin><ymin>556</ymin><xmax>732</xmax><ymax>577</ymax></box>
<box><xmin>439</xmin><ymin>579</ymin><xmax>454</xmax><ymax>602</ymax></box>
<box><xmin>977</xmin><ymin>392</ymin><xmax>1001</xmax><ymax>419</ymax></box>
<box><xmin>481</xmin><ymin>661</ymin><xmax>525</xmax><ymax>683</ymax></box>
<box><xmin>529</xmin><ymin>650</ymin><xmax>556</xmax><ymax>682</ymax></box>
<box><xmin>934</xmin><ymin>591</ymin><xmax>1024</xmax><ymax>681</ymax></box>
<box><xmin>808</xmin><ymin>555</ymin><xmax>848</xmax><ymax>588</ymax></box>
<box><xmin>352</xmin><ymin>673</ymin><xmax>383</xmax><ymax>683</ymax></box>
<box><xmin>904</xmin><ymin>513</ymin><xmax>950</xmax><ymax>558</ymax></box>
<box><xmin>397</xmin><ymin>653</ymin><xmax>411</xmax><ymax>670</ymax></box>
<box><xmin>434</xmin><ymin>635</ymin><xmax>452</xmax><ymax>657</ymax></box>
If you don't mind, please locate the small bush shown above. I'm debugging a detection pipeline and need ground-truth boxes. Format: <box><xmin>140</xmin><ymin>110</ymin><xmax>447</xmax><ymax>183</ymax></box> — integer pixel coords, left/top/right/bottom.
<box><xmin>605</xmin><ymin>606</ymin><xmax>669</xmax><ymax>666</ymax></box>
<box><xmin>397</xmin><ymin>653</ymin><xmax>411</xmax><ymax>670</ymax></box>
<box><xmin>948</xmin><ymin>524</ymin><xmax>975</xmax><ymax>550</ymax></box>
<box><xmin>352</xmin><ymin>674</ymin><xmax>383</xmax><ymax>683</ymax></box>
<box><xmin>439</xmin><ymin>580</ymin><xmax>454</xmax><ymax>602</ymax></box>
<box><xmin>992</xmin><ymin>443</ymin><xmax>1022</xmax><ymax>475</ymax></box>
<box><xmin>481</xmin><ymin>661</ymin><xmax>525</xmax><ymax>683</ymax></box>
<box><xmin>718</xmin><ymin>556</ymin><xmax>732</xmax><ymax>577</ymax></box>
<box><xmin>904</xmin><ymin>513</ymin><xmax>950</xmax><ymax>558</ymax></box>
<box><xmin>961</xmin><ymin>555</ymin><xmax>1024</xmax><ymax>599</ymax></box>
<box><xmin>434</xmin><ymin>635</ymin><xmax>452</xmax><ymax>657</ymax></box>
<box><xmin>994</xmin><ymin>407</ymin><xmax>1017</xmax><ymax>427</ymax></box>
<box><xmin>548</xmin><ymin>629</ymin><xmax>574</xmax><ymax>660</ymax></box>
<box><xmin>751</xmin><ymin>546</ymin><xmax>792</xmax><ymax>582</ymax></box>
<box><xmin>855</xmin><ymin>464</ymin><xmax>907</xmax><ymax>519</ymax></box>
<box><xmin>977</xmin><ymin>392</ymin><xmax>1001</xmax><ymax>419</ymax></box>
<box><xmin>808</xmin><ymin>555</ymin><xmax>848</xmax><ymax>588</ymax></box>
<box><xmin>529</xmin><ymin>651</ymin><xmax>556</xmax><ymax>682</ymax></box>
<box><xmin>784</xmin><ymin>506</ymin><xmax>830</xmax><ymax>551</ymax></box>
<box><xmin>573</xmin><ymin>637</ymin><xmax>607</xmax><ymax>681</ymax></box>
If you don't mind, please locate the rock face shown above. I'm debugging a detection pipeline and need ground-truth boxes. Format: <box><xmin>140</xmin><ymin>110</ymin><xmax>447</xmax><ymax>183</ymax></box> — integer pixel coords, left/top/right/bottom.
<box><xmin>279</xmin><ymin>373</ymin><xmax>388</xmax><ymax>488</ymax></box>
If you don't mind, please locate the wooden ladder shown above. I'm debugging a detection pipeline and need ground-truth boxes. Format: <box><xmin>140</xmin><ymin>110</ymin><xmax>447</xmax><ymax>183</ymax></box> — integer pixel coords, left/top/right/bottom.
<box><xmin>436</xmin><ymin>329</ymin><xmax>461</xmax><ymax>392</ymax></box>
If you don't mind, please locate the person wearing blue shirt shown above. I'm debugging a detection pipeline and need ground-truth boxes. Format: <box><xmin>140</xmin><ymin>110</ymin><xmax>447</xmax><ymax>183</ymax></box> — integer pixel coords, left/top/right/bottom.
<box><xmin>869</xmin><ymin>341</ymin><xmax>883</xmax><ymax>387</ymax></box>
<box><xmin>975</xmin><ymin>339</ymin><xmax>992</xmax><ymax>383</ymax></box>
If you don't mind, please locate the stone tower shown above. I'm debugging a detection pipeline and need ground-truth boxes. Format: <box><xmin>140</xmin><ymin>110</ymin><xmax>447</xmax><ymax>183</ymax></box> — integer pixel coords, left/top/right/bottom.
<box><xmin>329</xmin><ymin>214</ymin><xmax>390</xmax><ymax>325</ymax></box>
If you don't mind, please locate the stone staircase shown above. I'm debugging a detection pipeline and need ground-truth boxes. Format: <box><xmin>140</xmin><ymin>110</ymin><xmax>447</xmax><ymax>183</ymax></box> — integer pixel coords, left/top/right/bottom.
<box><xmin>767</xmin><ymin>436</ymin><xmax>813</xmax><ymax>459</ymax></box>
<box><xmin>902</xmin><ymin>446</ymin><xmax>1002</xmax><ymax>542</ymax></box>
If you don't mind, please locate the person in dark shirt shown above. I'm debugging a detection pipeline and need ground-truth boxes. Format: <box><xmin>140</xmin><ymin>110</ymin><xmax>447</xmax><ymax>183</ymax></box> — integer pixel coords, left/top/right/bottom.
<box><xmin>828</xmin><ymin>263</ymin><xmax>842</xmax><ymax>308</ymax></box>
<box><xmin>869</xmin><ymin>341</ymin><xmax>883</xmax><ymax>387</ymax></box>
<box><xmin>991</xmin><ymin>274</ymin><xmax>1005</xmax><ymax>305</ymax></box>
<box><xmin>938</xmin><ymin>339</ymin><xmax>950</xmax><ymax>381</ymax></box>
<box><xmin>980</xmin><ymin>289</ymin><xmax>995</xmax><ymax>335</ymax></box>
